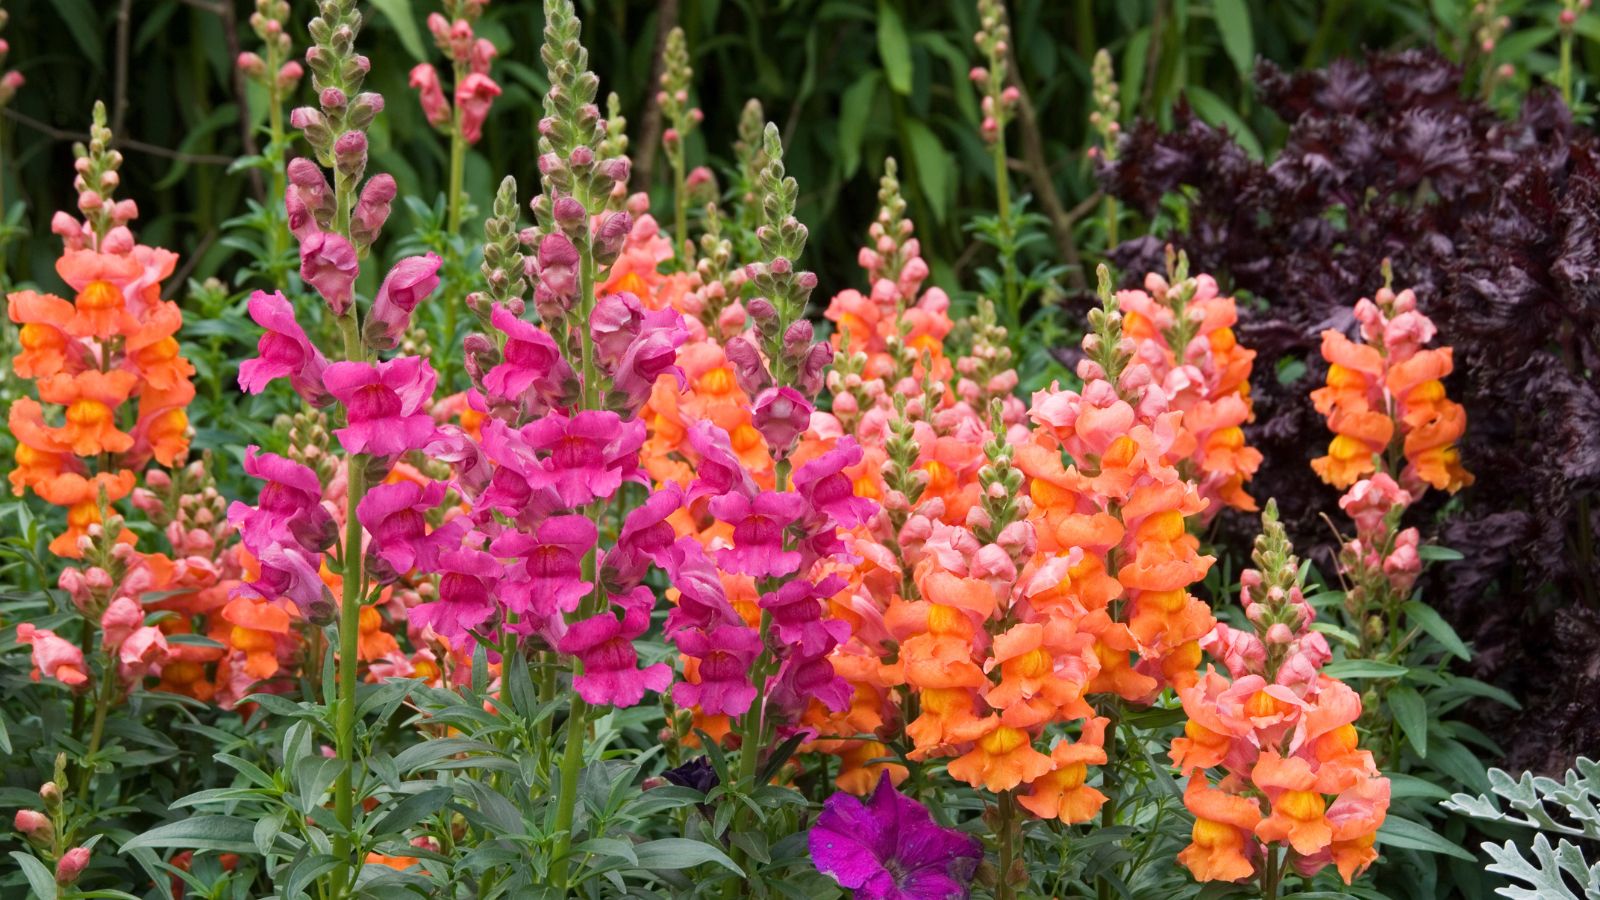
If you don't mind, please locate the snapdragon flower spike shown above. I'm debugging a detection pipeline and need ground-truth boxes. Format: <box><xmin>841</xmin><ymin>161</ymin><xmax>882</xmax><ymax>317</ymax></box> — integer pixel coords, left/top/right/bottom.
<box><xmin>412</xmin><ymin>1</ymin><xmax>501</xmax><ymax>144</ymax></box>
<box><xmin>1170</xmin><ymin>501</ymin><xmax>1389</xmax><ymax>887</ymax></box>
<box><xmin>238</xmin><ymin>290</ymin><xmax>331</xmax><ymax>406</ymax></box>
<box><xmin>323</xmin><ymin>357</ymin><xmax>440</xmax><ymax>457</ymax></box>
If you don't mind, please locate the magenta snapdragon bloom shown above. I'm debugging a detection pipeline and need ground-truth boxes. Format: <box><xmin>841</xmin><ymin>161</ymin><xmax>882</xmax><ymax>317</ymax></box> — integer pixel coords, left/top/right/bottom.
<box><xmin>793</xmin><ymin>437</ymin><xmax>877</xmax><ymax>528</ymax></box>
<box><xmin>455</xmin><ymin>72</ymin><xmax>501</xmax><ymax>144</ymax></box>
<box><xmin>661</xmin><ymin>537</ymin><xmax>748</xmax><ymax>636</ymax></box>
<box><xmin>357</xmin><ymin>480</ymin><xmax>463</xmax><ymax>580</ymax></box>
<box><xmin>493</xmin><ymin>514</ymin><xmax>597</xmax><ymax>617</ymax></box>
<box><xmin>759</xmin><ymin>574</ymin><xmax>850</xmax><ymax>658</ymax></box>
<box><xmin>243</xmin><ymin>542</ymin><xmax>335</xmax><ymax>623</ymax></box>
<box><xmin>409</xmin><ymin>546</ymin><xmax>503</xmax><ymax>642</ymax></box>
<box><xmin>323</xmin><ymin>357</ymin><xmax>439</xmax><ymax>457</ymax></box>
<box><xmin>365</xmin><ymin>253</ymin><xmax>443</xmax><ymax>350</ymax></box>
<box><xmin>227</xmin><ymin>446</ymin><xmax>336</xmax><ymax>557</ymax></box>
<box><xmin>770</xmin><ymin>653</ymin><xmax>851</xmax><ymax>719</ymax></box>
<box><xmin>809</xmin><ymin>772</ymin><xmax>983</xmax><ymax>900</ymax></box>
<box><xmin>409</xmin><ymin>63</ymin><xmax>451</xmax><ymax>127</ymax></box>
<box><xmin>238</xmin><ymin>290</ymin><xmax>330</xmax><ymax>406</ymax></box>
<box><xmin>484</xmin><ymin>305</ymin><xmax>578</xmax><ymax>409</ymax></box>
<box><xmin>685</xmin><ymin>420</ymin><xmax>757</xmax><ymax>504</ymax></box>
<box><xmin>672</xmin><ymin>624</ymin><xmax>761</xmax><ymax>716</ymax></box>
<box><xmin>752</xmin><ymin>386</ymin><xmax>813</xmax><ymax>457</ymax></box>
<box><xmin>557</xmin><ymin>585</ymin><xmax>672</xmax><ymax>708</ymax></box>
<box><xmin>521</xmin><ymin>411</ymin><xmax>645</xmax><ymax>508</ymax></box>
<box><xmin>709</xmin><ymin>490</ymin><xmax>805</xmax><ymax>578</ymax></box>
<box><xmin>532</xmin><ymin>232</ymin><xmax>580</xmax><ymax>319</ymax></box>
<box><xmin>602</xmin><ymin>482</ymin><xmax>683</xmax><ymax>590</ymax></box>
<box><xmin>610</xmin><ymin>309</ymin><xmax>689</xmax><ymax>413</ymax></box>
<box><xmin>298</xmin><ymin>231</ymin><xmax>360</xmax><ymax>315</ymax></box>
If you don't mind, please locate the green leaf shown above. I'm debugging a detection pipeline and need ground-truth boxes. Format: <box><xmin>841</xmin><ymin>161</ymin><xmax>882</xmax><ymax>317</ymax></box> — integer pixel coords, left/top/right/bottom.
<box><xmin>1184</xmin><ymin>86</ymin><xmax>1263</xmax><ymax>160</ymax></box>
<box><xmin>1389</xmin><ymin>685</ymin><xmax>1429</xmax><ymax>758</ymax></box>
<box><xmin>838</xmin><ymin>71</ymin><xmax>881</xmax><ymax>178</ymax></box>
<box><xmin>1402</xmin><ymin>601</ymin><xmax>1470</xmax><ymax>660</ymax></box>
<box><xmin>371</xmin><ymin>786</ymin><xmax>453</xmax><ymax>836</ymax></box>
<box><xmin>1320</xmin><ymin>659</ymin><xmax>1408</xmax><ymax>680</ymax></box>
<box><xmin>120</xmin><ymin>816</ymin><xmax>259</xmax><ymax>853</ymax></box>
<box><xmin>1377</xmin><ymin>816</ymin><xmax>1476</xmax><ymax>861</ymax></box>
<box><xmin>1213</xmin><ymin>0</ymin><xmax>1255</xmax><ymax>75</ymax></box>
<box><xmin>1417</xmin><ymin>545</ymin><xmax>1464</xmax><ymax>562</ymax></box>
<box><xmin>632</xmin><ymin>838</ymin><xmax>744</xmax><ymax>875</ymax></box>
<box><xmin>49</xmin><ymin>0</ymin><xmax>105</xmax><ymax>72</ymax></box>
<box><xmin>876</xmin><ymin>0</ymin><xmax>912</xmax><ymax>95</ymax></box>
<box><xmin>10</xmin><ymin>851</ymin><xmax>57</xmax><ymax>900</ymax></box>
<box><xmin>369</xmin><ymin>0</ymin><xmax>429</xmax><ymax>63</ymax></box>
<box><xmin>904</xmin><ymin>119</ymin><xmax>950</xmax><ymax>222</ymax></box>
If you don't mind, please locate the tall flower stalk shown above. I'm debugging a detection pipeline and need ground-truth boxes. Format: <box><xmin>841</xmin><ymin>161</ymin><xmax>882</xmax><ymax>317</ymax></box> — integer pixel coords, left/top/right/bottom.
<box><xmin>236</xmin><ymin>0</ymin><xmax>304</xmax><ymax>286</ymax></box>
<box><xmin>657</xmin><ymin>26</ymin><xmax>701</xmax><ymax>262</ymax></box>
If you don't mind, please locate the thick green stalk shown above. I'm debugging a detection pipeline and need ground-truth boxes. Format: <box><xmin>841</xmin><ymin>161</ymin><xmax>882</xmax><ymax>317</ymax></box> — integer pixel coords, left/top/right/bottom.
<box><xmin>330</xmin><ymin>164</ymin><xmax>368</xmax><ymax>894</ymax></box>
<box><xmin>266</xmin><ymin>40</ymin><xmax>290</xmax><ymax>287</ymax></box>
<box><xmin>1560</xmin><ymin>28</ymin><xmax>1575</xmax><ymax>107</ymax></box>
<box><xmin>1096</xmin><ymin>703</ymin><xmax>1120</xmax><ymax>900</ymax></box>
<box><xmin>550</xmin><ymin>229</ymin><xmax>601</xmax><ymax>891</ymax></box>
<box><xmin>443</xmin><ymin>59</ymin><xmax>469</xmax><ymax>389</ymax></box>
<box><xmin>672</xmin><ymin>153</ymin><xmax>688</xmax><ymax>263</ymax></box>
<box><xmin>996</xmin><ymin>790</ymin><xmax>1019</xmax><ymax>900</ymax></box>
<box><xmin>990</xmin><ymin>127</ymin><xmax>1020</xmax><ymax>331</ymax></box>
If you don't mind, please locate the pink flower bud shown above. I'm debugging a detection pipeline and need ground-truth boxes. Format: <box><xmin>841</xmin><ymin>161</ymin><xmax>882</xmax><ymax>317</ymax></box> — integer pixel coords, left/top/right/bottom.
<box><xmin>55</xmin><ymin>847</ymin><xmax>90</xmax><ymax>885</ymax></box>
<box><xmin>14</xmin><ymin>810</ymin><xmax>53</xmax><ymax>846</ymax></box>
<box><xmin>237</xmin><ymin>51</ymin><xmax>267</xmax><ymax>79</ymax></box>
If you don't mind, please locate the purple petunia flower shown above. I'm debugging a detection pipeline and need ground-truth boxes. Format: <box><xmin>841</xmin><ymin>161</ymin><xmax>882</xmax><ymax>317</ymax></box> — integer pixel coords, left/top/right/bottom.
<box><xmin>808</xmin><ymin>772</ymin><xmax>983</xmax><ymax>900</ymax></box>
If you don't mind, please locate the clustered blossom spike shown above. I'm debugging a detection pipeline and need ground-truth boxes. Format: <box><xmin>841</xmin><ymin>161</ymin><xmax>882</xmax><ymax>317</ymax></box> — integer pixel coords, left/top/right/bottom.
<box><xmin>237</xmin><ymin>0</ymin><xmax>304</xmax><ymax>99</ymax></box>
<box><xmin>1116</xmin><ymin>256</ymin><xmax>1262</xmax><ymax>518</ymax></box>
<box><xmin>1171</xmin><ymin>501</ymin><xmax>1390</xmax><ymax>886</ymax></box>
<box><xmin>1086</xmin><ymin>48</ymin><xmax>1120</xmax><ymax>162</ymax></box>
<box><xmin>658</xmin><ymin>26</ymin><xmax>704</xmax><ymax>257</ymax></box>
<box><xmin>9</xmin><ymin>103</ymin><xmax>193</xmax><ymax>557</ymax></box>
<box><xmin>969</xmin><ymin>0</ymin><xmax>1020</xmax><ymax>144</ymax></box>
<box><xmin>1310</xmin><ymin>271</ymin><xmax>1473</xmax><ymax>495</ymax></box>
<box><xmin>410</xmin><ymin>0</ymin><xmax>501</xmax><ymax>145</ymax></box>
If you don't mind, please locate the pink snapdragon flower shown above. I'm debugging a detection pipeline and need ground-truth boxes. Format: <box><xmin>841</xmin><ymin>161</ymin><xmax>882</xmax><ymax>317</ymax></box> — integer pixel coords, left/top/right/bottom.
<box><xmin>793</xmin><ymin>438</ymin><xmax>877</xmax><ymax>528</ymax></box>
<box><xmin>603</xmin><ymin>482</ymin><xmax>683</xmax><ymax>588</ymax></box>
<box><xmin>227</xmin><ymin>446</ymin><xmax>337</xmax><ymax>556</ymax></box>
<box><xmin>456</xmin><ymin>72</ymin><xmax>501</xmax><ymax>144</ymax></box>
<box><xmin>243</xmin><ymin>542</ymin><xmax>334</xmax><ymax>623</ymax></box>
<box><xmin>672</xmin><ymin>624</ymin><xmax>762</xmax><ymax>716</ymax></box>
<box><xmin>558</xmin><ymin>585</ymin><xmax>672</xmax><ymax>707</ymax></box>
<box><xmin>751</xmin><ymin>386</ymin><xmax>813</xmax><ymax>457</ymax></box>
<box><xmin>710</xmin><ymin>491</ymin><xmax>806</xmax><ymax>578</ymax></box>
<box><xmin>760</xmin><ymin>574</ymin><xmax>850</xmax><ymax>657</ymax></box>
<box><xmin>16</xmin><ymin>624</ymin><xmax>89</xmax><ymax>687</ymax></box>
<box><xmin>238</xmin><ymin>290</ymin><xmax>330</xmax><ymax>406</ymax></box>
<box><xmin>409</xmin><ymin>63</ymin><xmax>451</xmax><ymax>128</ymax></box>
<box><xmin>298</xmin><ymin>231</ymin><xmax>359</xmax><ymax>315</ymax></box>
<box><xmin>484</xmin><ymin>305</ymin><xmax>578</xmax><ymax>409</ymax></box>
<box><xmin>324</xmin><ymin>357</ymin><xmax>440</xmax><ymax>457</ymax></box>
<box><xmin>493</xmin><ymin>514</ymin><xmax>597</xmax><ymax>617</ymax></box>
<box><xmin>409</xmin><ymin>546</ymin><xmax>503</xmax><ymax>642</ymax></box>
<box><xmin>520</xmin><ymin>411</ymin><xmax>645</xmax><ymax>508</ymax></box>
<box><xmin>685</xmin><ymin>420</ymin><xmax>757</xmax><ymax>504</ymax></box>
<box><xmin>365</xmin><ymin>253</ymin><xmax>443</xmax><ymax>350</ymax></box>
<box><xmin>357</xmin><ymin>480</ymin><xmax>461</xmax><ymax>580</ymax></box>
<box><xmin>117</xmin><ymin>625</ymin><xmax>170</xmax><ymax>686</ymax></box>
<box><xmin>1338</xmin><ymin>474</ymin><xmax>1411</xmax><ymax>543</ymax></box>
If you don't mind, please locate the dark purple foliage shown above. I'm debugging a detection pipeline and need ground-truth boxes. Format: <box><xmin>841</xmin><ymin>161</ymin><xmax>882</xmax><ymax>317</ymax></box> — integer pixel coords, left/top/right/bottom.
<box><xmin>1099</xmin><ymin>49</ymin><xmax>1600</xmax><ymax>770</ymax></box>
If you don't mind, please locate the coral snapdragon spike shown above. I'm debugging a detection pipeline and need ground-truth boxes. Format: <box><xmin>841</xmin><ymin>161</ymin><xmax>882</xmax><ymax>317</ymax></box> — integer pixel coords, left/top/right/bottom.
<box><xmin>1116</xmin><ymin>260</ymin><xmax>1263</xmax><ymax>519</ymax></box>
<box><xmin>1310</xmin><ymin>278</ymin><xmax>1473</xmax><ymax>495</ymax></box>
<box><xmin>7</xmin><ymin>103</ymin><xmax>195</xmax><ymax>559</ymax></box>
<box><xmin>1171</xmin><ymin>501</ymin><xmax>1390</xmax><ymax>887</ymax></box>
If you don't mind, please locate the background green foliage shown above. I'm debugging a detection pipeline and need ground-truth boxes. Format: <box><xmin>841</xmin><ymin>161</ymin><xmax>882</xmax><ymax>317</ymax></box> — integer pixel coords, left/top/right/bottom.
<box><xmin>3</xmin><ymin>0</ymin><xmax>1593</xmax><ymax>305</ymax></box>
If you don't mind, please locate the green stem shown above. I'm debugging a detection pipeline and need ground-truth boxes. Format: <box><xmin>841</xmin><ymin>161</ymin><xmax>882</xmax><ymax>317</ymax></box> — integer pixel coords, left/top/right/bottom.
<box><xmin>996</xmin><ymin>790</ymin><xmax>1019</xmax><ymax>900</ymax></box>
<box><xmin>672</xmin><ymin>152</ymin><xmax>688</xmax><ymax>264</ymax></box>
<box><xmin>444</xmin><ymin>60</ymin><xmax>468</xmax><ymax>389</ymax></box>
<box><xmin>266</xmin><ymin>40</ymin><xmax>290</xmax><ymax>288</ymax></box>
<box><xmin>1261</xmin><ymin>845</ymin><xmax>1282</xmax><ymax>900</ymax></box>
<box><xmin>1096</xmin><ymin>703</ymin><xmax>1120</xmax><ymax>900</ymax></box>
<box><xmin>1560</xmin><ymin>27</ymin><xmax>1575</xmax><ymax>108</ymax></box>
<box><xmin>330</xmin><ymin>160</ymin><xmax>368</xmax><ymax>896</ymax></box>
<box><xmin>990</xmin><ymin>125</ymin><xmax>1020</xmax><ymax>332</ymax></box>
<box><xmin>550</xmin><ymin>212</ymin><xmax>602</xmax><ymax>893</ymax></box>
<box><xmin>78</xmin><ymin>652</ymin><xmax>118</xmax><ymax>796</ymax></box>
